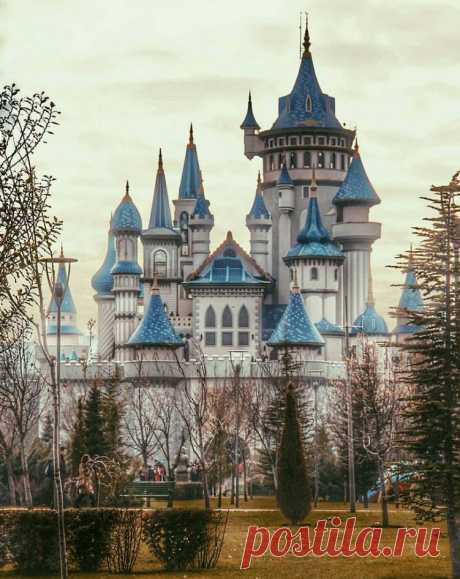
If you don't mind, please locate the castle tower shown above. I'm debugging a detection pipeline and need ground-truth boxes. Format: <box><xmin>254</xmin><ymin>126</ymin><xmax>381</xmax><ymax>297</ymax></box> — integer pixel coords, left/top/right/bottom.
<box><xmin>332</xmin><ymin>141</ymin><xmax>381</xmax><ymax>325</ymax></box>
<box><xmin>189</xmin><ymin>180</ymin><xmax>214</xmax><ymax>270</ymax></box>
<box><xmin>127</xmin><ymin>279</ymin><xmax>184</xmax><ymax>360</ymax></box>
<box><xmin>277</xmin><ymin>164</ymin><xmax>296</xmax><ymax>303</ymax></box>
<box><xmin>393</xmin><ymin>251</ymin><xmax>424</xmax><ymax>344</ymax></box>
<box><xmin>111</xmin><ymin>181</ymin><xmax>143</xmax><ymax>362</ymax></box>
<box><xmin>350</xmin><ymin>267</ymin><xmax>388</xmax><ymax>341</ymax></box>
<box><xmin>246</xmin><ymin>171</ymin><xmax>272</xmax><ymax>273</ymax></box>
<box><xmin>47</xmin><ymin>247</ymin><xmax>84</xmax><ymax>357</ymax></box>
<box><xmin>91</xmin><ymin>216</ymin><xmax>116</xmax><ymax>360</ymax></box>
<box><xmin>173</xmin><ymin>124</ymin><xmax>203</xmax><ymax>281</ymax></box>
<box><xmin>142</xmin><ymin>150</ymin><xmax>182</xmax><ymax>315</ymax></box>
<box><xmin>284</xmin><ymin>169</ymin><xmax>344</xmax><ymax>327</ymax></box>
<box><xmin>240</xmin><ymin>17</ymin><xmax>355</xmax><ymax>304</ymax></box>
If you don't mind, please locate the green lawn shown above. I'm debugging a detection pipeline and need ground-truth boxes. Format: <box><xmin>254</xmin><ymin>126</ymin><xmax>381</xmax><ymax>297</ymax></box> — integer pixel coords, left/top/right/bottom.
<box><xmin>0</xmin><ymin>497</ymin><xmax>453</xmax><ymax>578</ymax></box>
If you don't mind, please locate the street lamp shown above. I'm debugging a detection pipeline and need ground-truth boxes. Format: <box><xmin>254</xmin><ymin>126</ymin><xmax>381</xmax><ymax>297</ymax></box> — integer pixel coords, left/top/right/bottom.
<box><xmin>40</xmin><ymin>248</ymin><xmax>77</xmax><ymax>579</ymax></box>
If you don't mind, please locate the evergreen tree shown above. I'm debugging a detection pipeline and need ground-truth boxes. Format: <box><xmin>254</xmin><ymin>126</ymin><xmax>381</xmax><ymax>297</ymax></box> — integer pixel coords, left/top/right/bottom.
<box><xmin>276</xmin><ymin>384</ymin><xmax>311</xmax><ymax>524</ymax></box>
<box><xmin>397</xmin><ymin>173</ymin><xmax>460</xmax><ymax>578</ymax></box>
<box><xmin>84</xmin><ymin>382</ymin><xmax>107</xmax><ymax>457</ymax></box>
<box><xmin>41</xmin><ymin>413</ymin><xmax>53</xmax><ymax>446</ymax></box>
<box><xmin>102</xmin><ymin>376</ymin><xmax>124</xmax><ymax>459</ymax></box>
<box><xmin>69</xmin><ymin>398</ymin><xmax>86</xmax><ymax>475</ymax></box>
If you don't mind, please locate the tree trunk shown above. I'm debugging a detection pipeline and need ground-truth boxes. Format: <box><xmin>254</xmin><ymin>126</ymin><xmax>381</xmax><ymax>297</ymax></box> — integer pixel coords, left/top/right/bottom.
<box><xmin>378</xmin><ymin>459</ymin><xmax>389</xmax><ymax>527</ymax></box>
<box><xmin>243</xmin><ymin>455</ymin><xmax>248</xmax><ymax>502</ymax></box>
<box><xmin>447</xmin><ymin>510</ymin><xmax>460</xmax><ymax>579</ymax></box>
<box><xmin>217</xmin><ymin>462</ymin><xmax>222</xmax><ymax>509</ymax></box>
<box><xmin>230</xmin><ymin>468</ymin><xmax>235</xmax><ymax>505</ymax></box>
<box><xmin>5</xmin><ymin>456</ymin><xmax>17</xmax><ymax>506</ymax></box>
<box><xmin>19</xmin><ymin>440</ymin><xmax>33</xmax><ymax>507</ymax></box>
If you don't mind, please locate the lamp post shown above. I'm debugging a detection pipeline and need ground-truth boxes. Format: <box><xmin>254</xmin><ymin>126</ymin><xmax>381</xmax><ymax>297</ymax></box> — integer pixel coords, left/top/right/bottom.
<box><xmin>41</xmin><ymin>250</ymin><xmax>77</xmax><ymax>579</ymax></box>
<box><xmin>344</xmin><ymin>296</ymin><xmax>356</xmax><ymax>514</ymax></box>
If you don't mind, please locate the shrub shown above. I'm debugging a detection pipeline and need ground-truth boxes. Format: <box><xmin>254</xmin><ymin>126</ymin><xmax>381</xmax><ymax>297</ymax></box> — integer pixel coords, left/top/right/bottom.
<box><xmin>107</xmin><ymin>509</ymin><xmax>143</xmax><ymax>573</ymax></box>
<box><xmin>0</xmin><ymin>509</ymin><xmax>59</xmax><ymax>575</ymax></box>
<box><xmin>143</xmin><ymin>509</ymin><xmax>227</xmax><ymax>571</ymax></box>
<box><xmin>66</xmin><ymin>508</ymin><xmax>119</xmax><ymax>571</ymax></box>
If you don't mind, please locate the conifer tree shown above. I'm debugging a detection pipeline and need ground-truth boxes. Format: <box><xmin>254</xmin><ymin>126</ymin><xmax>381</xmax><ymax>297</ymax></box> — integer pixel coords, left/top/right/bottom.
<box><xmin>84</xmin><ymin>382</ymin><xmax>107</xmax><ymax>457</ymax></box>
<box><xmin>396</xmin><ymin>173</ymin><xmax>460</xmax><ymax>578</ymax></box>
<box><xmin>102</xmin><ymin>377</ymin><xmax>124</xmax><ymax>459</ymax></box>
<box><xmin>69</xmin><ymin>398</ymin><xmax>86</xmax><ymax>475</ymax></box>
<box><xmin>276</xmin><ymin>384</ymin><xmax>311</xmax><ymax>524</ymax></box>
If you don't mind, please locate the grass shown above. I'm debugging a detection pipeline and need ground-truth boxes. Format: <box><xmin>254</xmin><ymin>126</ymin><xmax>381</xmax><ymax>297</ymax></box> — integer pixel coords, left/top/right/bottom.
<box><xmin>0</xmin><ymin>497</ymin><xmax>453</xmax><ymax>579</ymax></box>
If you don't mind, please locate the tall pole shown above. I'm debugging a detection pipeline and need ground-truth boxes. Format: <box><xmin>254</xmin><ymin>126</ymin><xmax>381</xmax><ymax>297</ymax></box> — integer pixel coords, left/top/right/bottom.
<box><xmin>344</xmin><ymin>296</ymin><xmax>356</xmax><ymax>513</ymax></box>
<box><xmin>234</xmin><ymin>363</ymin><xmax>241</xmax><ymax>509</ymax></box>
<box><xmin>313</xmin><ymin>381</ymin><xmax>319</xmax><ymax>507</ymax></box>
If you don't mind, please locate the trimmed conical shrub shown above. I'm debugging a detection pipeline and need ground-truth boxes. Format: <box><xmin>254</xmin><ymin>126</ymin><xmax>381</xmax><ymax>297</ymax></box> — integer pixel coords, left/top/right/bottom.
<box><xmin>276</xmin><ymin>384</ymin><xmax>311</xmax><ymax>524</ymax></box>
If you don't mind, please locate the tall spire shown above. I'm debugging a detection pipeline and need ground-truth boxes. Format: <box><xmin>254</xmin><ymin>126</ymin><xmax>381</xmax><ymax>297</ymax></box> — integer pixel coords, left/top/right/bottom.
<box><xmin>189</xmin><ymin>123</ymin><xmax>194</xmax><ymax>146</ymax></box>
<box><xmin>240</xmin><ymin>91</ymin><xmax>260</xmax><ymax>131</ymax></box>
<box><xmin>179</xmin><ymin>125</ymin><xmax>202</xmax><ymax>199</ymax></box>
<box><xmin>248</xmin><ymin>171</ymin><xmax>270</xmax><ymax>219</ymax></box>
<box><xmin>302</xmin><ymin>12</ymin><xmax>311</xmax><ymax>58</ymax></box>
<box><xmin>123</xmin><ymin>179</ymin><xmax>131</xmax><ymax>201</ymax></box>
<box><xmin>148</xmin><ymin>149</ymin><xmax>173</xmax><ymax>230</ymax></box>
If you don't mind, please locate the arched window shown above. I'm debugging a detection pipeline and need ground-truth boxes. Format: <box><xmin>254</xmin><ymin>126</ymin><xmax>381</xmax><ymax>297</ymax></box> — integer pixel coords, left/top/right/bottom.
<box><xmin>180</xmin><ymin>212</ymin><xmax>189</xmax><ymax>256</ymax></box>
<box><xmin>278</xmin><ymin>153</ymin><xmax>285</xmax><ymax>168</ymax></box>
<box><xmin>303</xmin><ymin>151</ymin><xmax>311</xmax><ymax>168</ymax></box>
<box><xmin>153</xmin><ymin>250</ymin><xmax>167</xmax><ymax>277</ymax></box>
<box><xmin>222</xmin><ymin>306</ymin><xmax>233</xmax><ymax>328</ymax></box>
<box><xmin>205</xmin><ymin>306</ymin><xmax>216</xmax><ymax>328</ymax></box>
<box><xmin>238</xmin><ymin>305</ymin><xmax>249</xmax><ymax>328</ymax></box>
<box><xmin>306</xmin><ymin>95</ymin><xmax>312</xmax><ymax>113</ymax></box>
<box><xmin>330</xmin><ymin>152</ymin><xmax>336</xmax><ymax>169</ymax></box>
<box><xmin>311</xmin><ymin>267</ymin><xmax>318</xmax><ymax>281</ymax></box>
<box><xmin>289</xmin><ymin>152</ymin><xmax>297</xmax><ymax>169</ymax></box>
<box><xmin>317</xmin><ymin>152</ymin><xmax>325</xmax><ymax>169</ymax></box>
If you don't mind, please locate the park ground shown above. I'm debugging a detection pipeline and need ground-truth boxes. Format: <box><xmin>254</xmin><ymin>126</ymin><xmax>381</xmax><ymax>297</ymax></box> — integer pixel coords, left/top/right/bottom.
<box><xmin>0</xmin><ymin>497</ymin><xmax>453</xmax><ymax>579</ymax></box>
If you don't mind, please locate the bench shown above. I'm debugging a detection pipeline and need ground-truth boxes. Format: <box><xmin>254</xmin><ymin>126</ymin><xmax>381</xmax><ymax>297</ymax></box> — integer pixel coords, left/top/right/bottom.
<box><xmin>122</xmin><ymin>481</ymin><xmax>175</xmax><ymax>508</ymax></box>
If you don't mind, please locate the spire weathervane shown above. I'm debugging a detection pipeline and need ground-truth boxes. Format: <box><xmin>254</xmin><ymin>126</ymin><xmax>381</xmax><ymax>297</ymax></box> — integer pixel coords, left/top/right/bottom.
<box><xmin>302</xmin><ymin>11</ymin><xmax>311</xmax><ymax>58</ymax></box>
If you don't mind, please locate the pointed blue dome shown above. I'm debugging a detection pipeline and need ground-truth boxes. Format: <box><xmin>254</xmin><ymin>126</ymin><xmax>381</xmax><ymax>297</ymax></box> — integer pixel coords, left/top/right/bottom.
<box><xmin>148</xmin><ymin>150</ymin><xmax>176</xmax><ymax>233</ymax></box>
<box><xmin>286</xmin><ymin>190</ymin><xmax>344</xmax><ymax>260</ymax></box>
<box><xmin>192</xmin><ymin>195</ymin><xmax>212</xmax><ymax>218</ymax></box>
<box><xmin>179</xmin><ymin>125</ymin><xmax>202</xmax><ymax>199</ymax></box>
<box><xmin>128</xmin><ymin>289</ymin><xmax>183</xmax><ymax>348</ymax></box>
<box><xmin>351</xmin><ymin>304</ymin><xmax>389</xmax><ymax>336</ymax></box>
<box><xmin>272</xmin><ymin>26</ymin><xmax>341</xmax><ymax>130</ymax></box>
<box><xmin>49</xmin><ymin>261</ymin><xmax>77</xmax><ymax>314</ymax></box>
<box><xmin>333</xmin><ymin>146</ymin><xmax>380</xmax><ymax>207</ymax></box>
<box><xmin>268</xmin><ymin>289</ymin><xmax>324</xmax><ymax>347</ymax></box>
<box><xmin>112</xmin><ymin>183</ymin><xmax>142</xmax><ymax>234</ymax></box>
<box><xmin>315</xmin><ymin>318</ymin><xmax>344</xmax><ymax>336</ymax></box>
<box><xmin>240</xmin><ymin>92</ymin><xmax>260</xmax><ymax>130</ymax></box>
<box><xmin>277</xmin><ymin>163</ymin><xmax>293</xmax><ymax>186</ymax></box>
<box><xmin>111</xmin><ymin>261</ymin><xmax>142</xmax><ymax>275</ymax></box>
<box><xmin>398</xmin><ymin>269</ymin><xmax>423</xmax><ymax>312</ymax></box>
<box><xmin>248</xmin><ymin>175</ymin><xmax>270</xmax><ymax>219</ymax></box>
<box><xmin>91</xmin><ymin>223</ymin><xmax>116</xmax><ymax>295</ymax></box>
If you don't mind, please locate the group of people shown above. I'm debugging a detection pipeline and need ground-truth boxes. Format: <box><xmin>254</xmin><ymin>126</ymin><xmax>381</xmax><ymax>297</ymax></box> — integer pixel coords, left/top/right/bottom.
<box><xmin>137</xmin><ymin>461</ymin><xmax>167</xmax><ymax>482</ymax></box>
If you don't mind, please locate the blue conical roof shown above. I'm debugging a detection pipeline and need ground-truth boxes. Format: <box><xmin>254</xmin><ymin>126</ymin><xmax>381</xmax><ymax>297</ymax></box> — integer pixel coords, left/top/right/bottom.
<box><xmin>333</xmin><ymin>145</ymin><xmax>380</xmax><ymax>207</ymax></box>
<box><xmin>267</xmin><ymin>288</ymin><xmax>324</xmax><ymax>347</ymax></box>
<box><xmin>128</xmin><ymin>288</ymin><xmax>183</xmax><ymax>348</ymax></box>
<box><xmin>398</xmin><ymin>269</ymin><xmax>423</xmax><ymax>311</ymax></box>
<box><xmin>248</xmin><ymin>174</ymin><xmax>270</xmax><ymax>219</ymax></box>
<box><xmin>91</xmin><ymin>220</ymin><xmax>116</xmax><ymax>295</ymax></box>
<box><xmin>112</xmin><ymin>182</ymin><xmax>142</xmax><ymax>234</ymax></box>
<box><xmin>49</xmin><ymin>261</ymin><xmax>77</xmax><ymax>314</ymax></box>
<box><xmin>277</xmin><ymin>163</ymin><xmax>293</xmax><ymax>186</ymax></box>
<box><xmin>272</xmin><ymin>26</ymin><xmax>341</xmax><ymax>130</ymax></box>
<box><xmin>315</xmin><ymin>318</ymin><xmax>344</xmax><ymax>336</ymax></box>
<box><xmin>351</xmin><ymin>304</ymin><xmax>389</xmax><ymax>336</ymax></box>
<box><xmin>286</xmin><ymin>183</ymin><xmax>344</xmax><ymax>259</ymax></box>
<box><xmin>192</xmin><ymin>195</ymin><xmax>212</xmax><ymax>218</ymax></box>
<box><xmin>148</xmin><ymin>150</ymin><xmax>175</xmax><ymax>231</ymax></box>
<box><xmin>179</xmin><ymin>125</ymin><xmax>202</xmax><ymax>200</ymax></box>
<box><xmin>240</xmin><ymin>92</ymin><xmax>260</xmax><ymax>130</ymax></box>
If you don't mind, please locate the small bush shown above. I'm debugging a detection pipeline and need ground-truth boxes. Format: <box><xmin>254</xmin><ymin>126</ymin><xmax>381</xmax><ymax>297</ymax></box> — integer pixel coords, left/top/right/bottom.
<box><xmin>143</xmin><ymin>509</ymin><xmax>227</xmax><ymax>571</ymax></box>
<box><xmin>107</xmin><ymin>509</ymin><xmax>143</xmax><ymax>573</ymax></box>
<box><xmin>0</xmin><ymin>509</ymin><xmax>59</xmax><ymax>575</ymax></box>
<box><xmin>66</xmin><ymin>508</ymin><xmax>119</xmax><ymax>571</ymax></box>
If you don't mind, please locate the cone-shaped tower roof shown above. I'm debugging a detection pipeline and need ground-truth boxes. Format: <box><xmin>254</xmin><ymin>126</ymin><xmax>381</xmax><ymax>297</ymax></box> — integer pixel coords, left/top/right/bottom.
<box><xmin>248</xmin><ymin>172</ymin><xmax>270</xmax><ymax>219</ymax></box>
<box><xmin>148</xmin><ymin>149</ymin><xmax>175</xmax><ymax>231</ymax></box>
<box><xmin>333</xmin><ymin>142</ymin><xmax>380</xmax><ymax>207</ymax></box>
<box><xmin>91</xmin><ymin>217</ymin><xmax>117</xmax><ymax>295</ymax></box>
<box><xmin>240</xmin><ymin>91</ymin><xmax>260</xmax><ymax>130</ymax></box>
<box><xmin>178</xmin><ymin>124</ymin><xmax>202</xmax><ymax>199</ymax></box>
<box><xmin>112</xmin><ymin>181</ymin><xmax>142</xmax><ymax>234</ymax></box>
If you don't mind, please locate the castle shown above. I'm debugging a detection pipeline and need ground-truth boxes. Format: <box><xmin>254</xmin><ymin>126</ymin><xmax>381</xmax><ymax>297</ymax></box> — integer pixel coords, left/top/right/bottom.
<box><xmin>46</xmin><ymin>22</ymin><xmax>424</xmax><ymax>376</ymax></box>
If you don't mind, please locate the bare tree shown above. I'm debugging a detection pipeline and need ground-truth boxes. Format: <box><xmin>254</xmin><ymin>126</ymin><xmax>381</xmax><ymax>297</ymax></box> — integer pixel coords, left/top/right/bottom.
<box><xmin>124</xmin><ymin>382</ymin><xmax>159</xmax><ymax>469</ymax></box>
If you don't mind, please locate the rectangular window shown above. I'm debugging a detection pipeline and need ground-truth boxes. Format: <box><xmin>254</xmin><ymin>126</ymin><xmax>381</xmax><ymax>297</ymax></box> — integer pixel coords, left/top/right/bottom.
<box><xmin>341</xmin><ymin>154</ymin><xmax>346</xmax><ymax>171</ymax></box>
<box><xmin>278</xmin><ymin>137</ymin><xmax>285</xmax><ymax>146</ymax></box>
<box><xmin>289</xmin><ymin>152</ymin><xmax>297</xmax><ymax>169</ymax></box>
<box><xmin>303</xmin><ymin>186</ymin><xmax>309</xmax><ymax>199</ymax></box>
<box><xmin>330</xmin><ymin>152</ymin><xmax>336</xmax><ymax>169</ymax></box>
<box><xmin>303</xmin><ymin>136</ymin><xmax>312</xmax><ymax>145</ymax></box>
<box><xmin>269</xmin><ymin>139</ymin><xmax>274</xmax><ymax>148</ymax></box>
<box><xmin>289</xmin><ymin>136</ymin><xmax>297</xmax><ymax>146</ymax></box>
<box><xmin>238</xmin><ymin>332</ymin><xmax>249</xmax><ymax>347</ymax></box>
<box><xmin>205</xmin><ymin>332</ymin><xmax>216</xmax><ymax>346</ymax></box>
<box><xmin>303</xmin><ymin>151</ymin><xmax>311</xmax><ymax>168</ymax></box>
<box><xmin>318</xmin><ymin>137</ymin><xmax>325</xmax><ymax>145</ymax></box>
<box><xmin>222</xmin><ymin>332</ymin><xmax>233</xmax><ymax>346</ymax></box>
<box><xmin>278</xmin><ymin>153</ymin><xmax>285</xmax><ymax>168</ymax></box>
<box><xmin>330</xmin><ymin>138</ymin><xmax>337</xmax><ymax>146</ymax></box>
<box><xmin>317</xmin><ymin>152</ymin><xmax>325</xmax><ymax>169</ymax></box>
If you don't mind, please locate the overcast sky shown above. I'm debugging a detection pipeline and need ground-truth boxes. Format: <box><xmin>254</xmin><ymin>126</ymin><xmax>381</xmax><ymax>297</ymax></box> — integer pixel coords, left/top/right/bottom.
<box><xmin>2</xmin><ymin>0</ymin><xmax>460</xmax><ymax>330</ymax></box>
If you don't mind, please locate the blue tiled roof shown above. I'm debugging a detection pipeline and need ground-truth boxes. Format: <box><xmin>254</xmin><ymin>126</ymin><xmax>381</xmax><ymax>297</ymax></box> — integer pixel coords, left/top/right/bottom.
<box><xmin>111</xmin><ymin>260</ymin><xmax>142</xmax><ymax>276</ymax></box>
<box><xmin>192</xmin><ymin>195</ymin><xmax>212</xmax><ymax>218</ymax></box>
<box><xmin>49</xmin><ymin>262</ymin><xmax>77</xmax><ymax>314</ymax></box>
<box><xmin>47</xmin><ymin>324</ymin><xmax>83</xmax><ymax>336</ymax></box>
<box><xmin>188</xmin><ymin>256</ymin><xmax>269</xmax><ymax>286</ymax></box>
<box><xmin>277</xmin><ymin>164</ymin><xmax>293</xmax><ymax>186</ymax></box>
<box><xmin>399</xmin><ymin>269</ymin><xmax>423</xmax><ymax>311</ymax></box>
<box><xmin>249</xmin><ymin>176</ymin><xmax>270</xmax><ymax>219</ymax></box>
<box><xmin>286</xmin><ymin>197</ymin><xmax>344</xmax><ymax>260</ymax></box>
<box><xmin>149</xmin><ymin>152</ymin><xmax>175</xmax><ymax>231</ymax></box>
<box><xmin>240</xmin><ymin>92</ymin><xmax>260</xmax><ymax>130</ymax></box>
<box><xmin>262</xmin><ymin>304</ymin><xmax>287</xmax><ymax>341</ymax></box>
<box><xmin>351</xmin><ymin>304</ymin><xmax>389</xmax><ymax>336</ymax></box>
<box><xmin>272</xmin><ymin>53</ymin><xmax>341</xmax><ymax>130</ymax></box>
<box><xmin>112</xmin><ymin>185</ymin><xmax>142</xmax><ymax>233</ymax></box>
<box><xmin>91</xmin><ymin>226</ymin><xmax>116</xmax><ymax>295</ymax></box>
<box><xmin>394</xmin><ymin>322</ymin><xmax>421</xmax><ymax>335</ymax></box>
<box><xmin>128</xmin><ymin>292</ymin><xmax>183</xmax><ymax>348</ymax></box>
<box><xmin>315</xmin><ymin>318</ymin><xmax>344</xmax><ymax>335</ymax></box>
<box><xmin>268</xmin><ymin>290</ymin><xmax>324</xmax><ymax>347</ymax></box>
<box><xmin>333</xmin><ymin>149</ymin><xmax>380</xmax><ymax>207</ymax></box>
<box><xmin>179</xmin><ymin>126</ymin><xmax>202</xmax><ymax>199</ymax></box>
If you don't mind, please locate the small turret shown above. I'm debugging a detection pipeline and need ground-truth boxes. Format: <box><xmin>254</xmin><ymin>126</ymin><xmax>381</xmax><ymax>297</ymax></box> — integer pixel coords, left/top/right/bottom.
<box><xmin>246</xmin><ymin>172</ymin><xmax>272</xmax><ymax>272</ymax></box>
<box><xmin>277</xmin><ymin>163</ymin><xmax>295</xmax><ymax>213</ymax></box>
<box><xmin>350</xmin><ymin>268</ymin><xmax>389</xmax><ymax>338</ymax></box>
<box><xmin>240</xmin><ymin>92</ymin><xmax>262</xmax><ymax>159</ymax></box>
<box><xmin>189</xmin><ymin>177</ymin><xmax>214</xmax><ymax>269</ymax></box>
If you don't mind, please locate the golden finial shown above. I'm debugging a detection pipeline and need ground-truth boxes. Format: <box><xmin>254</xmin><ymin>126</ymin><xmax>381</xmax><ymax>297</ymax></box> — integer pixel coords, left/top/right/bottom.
<box><xmin>302</xmin><ymin>12</ymin><xmax>311</xmax><ymax>57</ymax></box>
<box><xmin>353</xmin><ymin>138</ymin><xmax>360</xmax><ymax>159</ymax></box>
<box><xmin>189</xmin><ymin>123</ymin><xmax>194</xmax><ymax>146</ymax></box>
<box><xmin>123</xmin><ymin>180</ymin><xmax>131</xmax><ymax>201</ymax></box>
<box><xmin>256</xmin><ymin>170</ymin><xmax>262</xmax><ymax>193</ymax></box>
